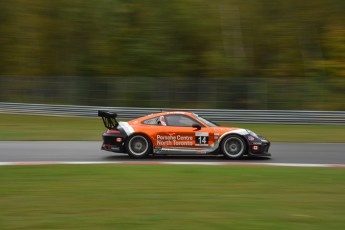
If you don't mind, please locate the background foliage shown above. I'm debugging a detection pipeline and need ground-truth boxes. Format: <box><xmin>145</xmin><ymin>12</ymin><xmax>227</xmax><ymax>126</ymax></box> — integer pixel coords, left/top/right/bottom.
<box><xmin>0</xmin><ymin>0</ymin><xmax>344</xmax><ymax>109</ymax></box>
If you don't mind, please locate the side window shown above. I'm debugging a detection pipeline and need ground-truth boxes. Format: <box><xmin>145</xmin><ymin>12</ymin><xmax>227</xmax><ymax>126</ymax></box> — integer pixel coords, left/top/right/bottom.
<box><xmin>142</xmin><ymin>116</ymin><xmax>167</xmax><ymax>126</ymax></box>
<box><xmin>142</xmin><ymin>117</ymin><xmax>159</xmax><ymax>125</ymax></box>
<box><xmin>165</xmin><ymin>115</ymin><xmax>202</xmax><ymax>127</ymax></box>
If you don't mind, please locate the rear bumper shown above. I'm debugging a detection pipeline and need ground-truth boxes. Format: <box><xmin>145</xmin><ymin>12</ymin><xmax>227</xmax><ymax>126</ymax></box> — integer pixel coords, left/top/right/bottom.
<box><xmin>101</xmin><ymin>132</ymin><xmax>126</xmax><ymax>153</ymax></box>
<box><xmin>101</xmin><ymin>144</ymin><xmax>126</xmax><ymax>153</ymax></box>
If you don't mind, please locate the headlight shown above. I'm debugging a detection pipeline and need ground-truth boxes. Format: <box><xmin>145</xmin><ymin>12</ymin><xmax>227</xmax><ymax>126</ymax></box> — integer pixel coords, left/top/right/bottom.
<box><xmin>247</xmin><ymin>130</ymin><xmax>259</xmax><ymax>138</ymax></box>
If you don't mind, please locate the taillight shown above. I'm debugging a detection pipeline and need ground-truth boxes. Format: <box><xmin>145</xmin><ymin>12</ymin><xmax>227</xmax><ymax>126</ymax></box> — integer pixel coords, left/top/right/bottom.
<box><xmin>108</xmin><ymin>130</ymin><xmax>120</xmax><ymax>134</ymax></box>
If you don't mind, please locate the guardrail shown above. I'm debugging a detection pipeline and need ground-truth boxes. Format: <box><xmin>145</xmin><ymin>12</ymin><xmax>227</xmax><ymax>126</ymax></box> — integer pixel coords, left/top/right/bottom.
<box><xmin>0</xmin><ymin>102</ymin><xmax>344</xmax><ymax>125</ymax></box>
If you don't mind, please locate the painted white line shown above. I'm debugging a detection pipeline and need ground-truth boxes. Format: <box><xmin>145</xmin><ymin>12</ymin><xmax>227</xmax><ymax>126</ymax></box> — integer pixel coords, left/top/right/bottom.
<box><xmin>265</xmin><ymin>163</ymin><xmax>330</xmax><ymax>167</ymax></box>
<box><xmin>63</xmin><ymin>161</ymin><xmax>119</xmax><ymax>165</ymax></box>
<box><xmin>165</xmin><ymin>162</ymin><xmax>224</xmax><ymax>165</ymax></box>
<box><xmin>0</xmin><ymin>161</ymin><xmax>345</xmax><ymax>167</ymax></box>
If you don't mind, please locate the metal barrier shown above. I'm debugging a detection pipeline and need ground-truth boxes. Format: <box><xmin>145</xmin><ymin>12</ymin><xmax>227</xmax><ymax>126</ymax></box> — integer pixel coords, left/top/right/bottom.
<box><xmin>0</xmin><ymin>102</ymin><xmax>344</xmax><ymax>124</ymax></box>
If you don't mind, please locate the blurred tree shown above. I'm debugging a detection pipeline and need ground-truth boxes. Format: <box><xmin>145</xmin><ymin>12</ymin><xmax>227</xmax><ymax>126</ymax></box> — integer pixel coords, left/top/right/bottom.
<box><xmin>0</xmin><ymin>0</ymin><xmax>344</xmax><ymax>109</ymax></box>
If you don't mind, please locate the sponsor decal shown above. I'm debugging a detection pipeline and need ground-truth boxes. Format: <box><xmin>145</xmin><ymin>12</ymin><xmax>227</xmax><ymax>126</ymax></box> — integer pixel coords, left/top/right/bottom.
<box><xmin>248</xmin><ymin>136</ymin><xmax>255</xmax><ymax>141</ymax></box>
<box><xmin>115</xmin><ymin>137</ymin><xmax>122</xmax><ymax>142</ymax></box>
<box><xmin>252</xmin><ymin>146</ymin><xmax>259</xmax><ymax>151</ymax></box>
<box><xmin>155</xmin><ymin>132</ymin><xmax>210</xmax><ymax>147</ymax></box>
<box><xmin>156</xmin><ymin>134</ymin><xmax>193</xmax><ymax>146</ymax></box>
<box><xmin>252</xmin><ymin>142</ymin><xmax>262</xmax><ymax>145</ymax></box>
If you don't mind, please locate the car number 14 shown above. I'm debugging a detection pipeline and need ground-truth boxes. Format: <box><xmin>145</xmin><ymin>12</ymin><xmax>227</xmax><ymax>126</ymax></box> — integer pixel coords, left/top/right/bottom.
<box><xmin>195</xmin><ymin>132</ymin><xmax>209</xmax><ymax>146</ymax></box>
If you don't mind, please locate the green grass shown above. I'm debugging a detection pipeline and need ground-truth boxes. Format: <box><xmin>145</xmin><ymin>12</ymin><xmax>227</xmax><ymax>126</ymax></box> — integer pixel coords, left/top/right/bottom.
<box><xmin>0</xmin><ymin>165</ymin><xmax>344</xmax><ymax>230</ymax></box>
<box><xmin>0</xmin><ymin>114</ymin><xmax>344</xmax><ymax>142</ymax></box>
<box><xmin>0</xmin><ymin>114</ymin><xmax>103</xmax><ymax>141</ymax></box>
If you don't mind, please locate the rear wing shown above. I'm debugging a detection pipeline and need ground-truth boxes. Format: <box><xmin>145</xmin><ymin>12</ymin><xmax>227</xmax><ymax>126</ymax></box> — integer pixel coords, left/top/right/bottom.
<box><xmin>98</xmin><ymin>110</ymin><xmax>118</xmax><ymax>129</ymax></box>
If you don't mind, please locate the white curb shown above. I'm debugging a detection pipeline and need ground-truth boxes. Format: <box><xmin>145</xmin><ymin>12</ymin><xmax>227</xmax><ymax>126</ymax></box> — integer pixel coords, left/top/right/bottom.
<box><xmin>0</xmin><ymin>161</ymin><xmax>345</xmax><ymax>167</ymax></box>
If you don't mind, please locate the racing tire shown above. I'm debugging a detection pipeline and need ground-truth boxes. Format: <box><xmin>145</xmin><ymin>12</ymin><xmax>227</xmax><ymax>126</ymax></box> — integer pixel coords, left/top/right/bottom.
<box><xmin>221</xmin><ymin>135</ymin><xmax>247</xmax><ymax>159</ymax></box>
<box><xmin>125</xmin><ymin>134</ymin><xmax>152</xmax><ymax>159</ymax></box>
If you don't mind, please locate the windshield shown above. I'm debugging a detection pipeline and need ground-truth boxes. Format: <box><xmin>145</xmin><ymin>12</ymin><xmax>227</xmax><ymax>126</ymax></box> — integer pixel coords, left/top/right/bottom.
<box><xmin>192</xmin><ymin>113</ymin><xmax>218</xmax><ymax>127</ymax></box>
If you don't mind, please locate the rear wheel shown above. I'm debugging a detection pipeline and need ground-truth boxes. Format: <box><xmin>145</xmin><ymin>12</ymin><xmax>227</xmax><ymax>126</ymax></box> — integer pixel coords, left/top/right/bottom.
<box><xmin>221</xmin><ymin>135</ymin><xmax>246</xmax><ymax>159</ymax></box>
<box><xmin>126</xmin><ymin>134</ymin><xmax>152</xmax><ymax>158</ymax></box>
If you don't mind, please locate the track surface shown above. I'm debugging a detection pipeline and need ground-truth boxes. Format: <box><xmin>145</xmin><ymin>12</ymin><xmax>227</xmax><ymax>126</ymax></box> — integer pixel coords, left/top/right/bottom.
<box><xmin>0</xmin><ymin>141</ymin><xmax>344</xmax><ymax>164</ymax></box>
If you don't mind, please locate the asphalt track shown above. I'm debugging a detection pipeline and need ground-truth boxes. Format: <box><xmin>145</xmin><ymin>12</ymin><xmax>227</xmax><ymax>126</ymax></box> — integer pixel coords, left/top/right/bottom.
<box><xmin>0</xmin><ymin>141</ymin><xmax>344</xmax><ymax>165</ymax></box>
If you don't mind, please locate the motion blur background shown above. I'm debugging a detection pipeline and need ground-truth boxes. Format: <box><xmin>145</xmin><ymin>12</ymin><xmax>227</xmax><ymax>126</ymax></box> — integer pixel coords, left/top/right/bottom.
<box><xmin>0</xmin><ymin>0</ymin><xmax>344</xmax><ymax>110</ymax></box>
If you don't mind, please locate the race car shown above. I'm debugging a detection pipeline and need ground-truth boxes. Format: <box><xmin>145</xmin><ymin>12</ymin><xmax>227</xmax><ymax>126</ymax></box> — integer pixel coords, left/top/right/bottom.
<box><xmin>98</xmin><ymin>110</ymin><xmax>271</xmax><ymax>159</ymax></box>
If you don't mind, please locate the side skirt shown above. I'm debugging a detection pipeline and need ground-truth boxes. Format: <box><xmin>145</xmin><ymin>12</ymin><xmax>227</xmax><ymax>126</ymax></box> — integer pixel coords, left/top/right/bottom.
<box><xmin>153</xmin><ymin>146</ymin><xmax>217</xmax><ymax>155</ymax></box>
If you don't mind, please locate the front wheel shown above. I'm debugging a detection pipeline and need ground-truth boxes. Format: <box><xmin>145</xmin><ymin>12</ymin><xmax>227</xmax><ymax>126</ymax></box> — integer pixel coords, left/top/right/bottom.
<box><xmin>221</xmin><ymin>135</ymin><xmax>247</xmax><ymax>159</ymax></box>
<box><xmin>125</xmin><ymin>134</ymin><xmax>152</xmax><ymax>159</ymax></box>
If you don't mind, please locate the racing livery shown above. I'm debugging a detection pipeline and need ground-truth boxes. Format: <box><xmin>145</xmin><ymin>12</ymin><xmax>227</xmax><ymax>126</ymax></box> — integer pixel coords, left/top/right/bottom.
<box><xmin>98</xmin><ymin>110</ymin><xmax>271</xmax><ymax>159</ymax></box>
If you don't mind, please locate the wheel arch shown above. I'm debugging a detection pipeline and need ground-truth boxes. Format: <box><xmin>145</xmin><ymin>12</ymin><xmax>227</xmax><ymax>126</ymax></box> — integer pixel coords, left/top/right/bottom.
<box><xmin>126</xmin><ymin>132</ymin><xmax>153</xmax><ymax>146</ymax></box>
<box><xmin>219</xmin><ymin>133</ymin><xmax>249</xmax><ymax>159</ymax></box>
<box><xmin>220</xmin><ymin>133</ymin><xmax>248</xmax><ymax>148</ymax></box>
<box><xmin>125</xmin><ymin>132</ymin><xmax>153</xmax><ymax>158</ymax></box>
<box><xmin>218</xmin><ymin>129</ymin><xmax>250</xmax><ymax>152</ymax></box>
<box><xmin>218</xmin><ymin>129</ymin><xmax>248</xmax><ymax>143</ymax></box>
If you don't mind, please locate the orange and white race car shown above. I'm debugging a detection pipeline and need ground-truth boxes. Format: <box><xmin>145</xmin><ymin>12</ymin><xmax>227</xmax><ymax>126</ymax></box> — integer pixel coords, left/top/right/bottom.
<box><xmin>98</xmin><ymin>110</ymin><xmax>271</xmax><ymax>159</ymax></box>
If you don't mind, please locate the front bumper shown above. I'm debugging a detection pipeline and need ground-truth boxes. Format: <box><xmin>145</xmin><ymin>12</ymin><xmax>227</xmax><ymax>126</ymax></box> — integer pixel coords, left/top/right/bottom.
<box><xmin>245</xmin><ymin>135</ymin><xmax>271</xmax><ymax>157</ymax></box>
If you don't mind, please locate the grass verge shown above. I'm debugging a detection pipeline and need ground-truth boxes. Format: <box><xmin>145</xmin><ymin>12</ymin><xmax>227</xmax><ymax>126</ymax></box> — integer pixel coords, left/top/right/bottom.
<box><xmin>0</xmin><ymin>165</ymin><xmax>344</xmax><ymax>230</ymax></box>
<box><xmin>0</xmin><ymin>114</ymin><xmax>344</xmax><ymax>142</ymax></box>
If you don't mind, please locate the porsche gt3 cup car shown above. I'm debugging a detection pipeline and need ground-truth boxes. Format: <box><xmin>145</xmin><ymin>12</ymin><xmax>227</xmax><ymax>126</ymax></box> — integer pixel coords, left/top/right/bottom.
<box><xmin>98</xmin><ymin>110</ymin><xmax>271</xmax><ymax>159</ymax></box>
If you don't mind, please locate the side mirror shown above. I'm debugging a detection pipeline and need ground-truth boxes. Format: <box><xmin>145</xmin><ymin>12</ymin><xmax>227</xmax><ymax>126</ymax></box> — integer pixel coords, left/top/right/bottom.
<box><xmin>192</xmin><ymin>124</ymin><xmax>202</xmax><ymax>130</ymax></box>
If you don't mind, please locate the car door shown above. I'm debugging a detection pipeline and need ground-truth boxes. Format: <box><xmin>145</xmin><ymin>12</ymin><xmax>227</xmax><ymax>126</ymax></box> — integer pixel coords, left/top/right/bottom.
<box><xmin>156</xmin><ymin>114</ymin><xmax>209</xmax><ymax>148</ymax></box>
<box><xmin>140</xmin><ymin>115</ymin><xmax>179</xmax><ymax>147</ymax></box>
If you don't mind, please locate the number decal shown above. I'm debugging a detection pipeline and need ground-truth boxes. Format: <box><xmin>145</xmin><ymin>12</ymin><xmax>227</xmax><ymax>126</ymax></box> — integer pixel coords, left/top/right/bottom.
<box><xmin>195</xmin><ymin>132</ymin><xmax>209</xmax><ymax>146</ymax></box>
